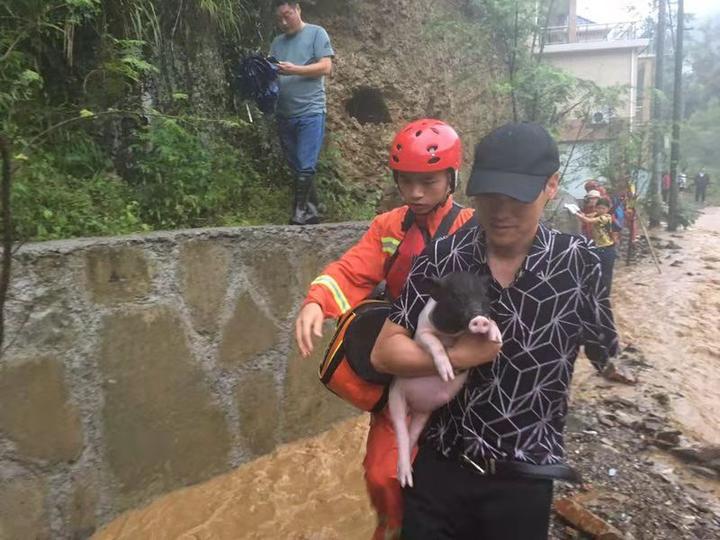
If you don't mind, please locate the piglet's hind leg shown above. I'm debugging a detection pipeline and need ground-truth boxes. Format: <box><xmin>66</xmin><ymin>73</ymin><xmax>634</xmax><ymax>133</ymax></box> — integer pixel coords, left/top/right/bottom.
<box><xmin>407</xmin><ymin>412</ymin><xmax>430</xmax><ymax>470</ymax></box>
<box><xmin>388</xmin><ymin>382</ymin><xmax>413</xmax><ymax>488</ymax></box>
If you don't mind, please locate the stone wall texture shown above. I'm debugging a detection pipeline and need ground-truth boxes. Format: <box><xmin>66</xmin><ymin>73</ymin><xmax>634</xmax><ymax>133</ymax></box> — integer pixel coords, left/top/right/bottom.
<box><xmin>0</xmin><ymin>223</ymin><xmax>365</xmax><ymax>540</ymax></box>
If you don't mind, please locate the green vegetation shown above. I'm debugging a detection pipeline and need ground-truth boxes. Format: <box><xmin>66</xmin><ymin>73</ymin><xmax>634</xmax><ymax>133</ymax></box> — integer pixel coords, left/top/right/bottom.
<box><xmin>12</xmin><ymin>145</ymin><xmax>144</xmax><ymax>240</ymax></box>
<box><xmin>683</xmin><ymin>104</ymin><xmax>720</xmax><ymax>205</ymax></box>
<box><xmin>8</xmin><ymin>113</ymin><xmax>368</xmax><ymax>240</ymax></box>
<box><xmin>0</xmin><ymin>0</ymin><xmax>367</xmax><ymax>241</ymax></box>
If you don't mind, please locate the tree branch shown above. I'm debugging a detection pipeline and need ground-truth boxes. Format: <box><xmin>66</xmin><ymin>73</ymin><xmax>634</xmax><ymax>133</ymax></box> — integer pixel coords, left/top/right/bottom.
<box><xmin>19</xmin><ymin>108</ymin><xmax>248</xmax><ymax>158</ymax></box>
<box><xmin>529</xmin><ymin>0</ymin><xmax>555</xmax><ymax>120</ymax></box>
<box><xmin>0</xmin><ymin>32</ymin><xmax>26</xmax><ymax>63</ymax></box>
<box><xmin>0</xmin><ymin>134</ymin><xmax>13</xmax><ymax>354</ymax></box>
<box><xmin>546</xmin><ymin>118</ymin><xmax>588</xmax><ymax>225</ymax></box>
<box><xmin>510</xmin><ymin>1</ymin><xmax>519</xmax><ymax>121</ymax></box>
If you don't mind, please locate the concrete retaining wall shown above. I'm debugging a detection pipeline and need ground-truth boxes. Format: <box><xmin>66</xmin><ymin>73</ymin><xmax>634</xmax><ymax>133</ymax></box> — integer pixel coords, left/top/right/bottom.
<box><xmin>0</xmin><ymin>224</ymin><xmax>366</xmax><ymax>540</ymax></box>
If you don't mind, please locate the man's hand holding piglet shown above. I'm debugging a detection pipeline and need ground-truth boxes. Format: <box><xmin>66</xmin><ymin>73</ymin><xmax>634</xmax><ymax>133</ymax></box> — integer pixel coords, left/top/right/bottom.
<box><xmin>447</xmin><ymin>330</ymin><xmax>502</xmax><ymax>371</ymax></box>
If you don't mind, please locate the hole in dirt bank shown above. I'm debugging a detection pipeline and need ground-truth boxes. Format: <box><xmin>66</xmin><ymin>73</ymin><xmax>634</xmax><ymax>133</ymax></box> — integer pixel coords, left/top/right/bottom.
<box><xmin>345</xmin><ymin>86</ymin><xmax>391</xmax><ymax>125</ymax></box>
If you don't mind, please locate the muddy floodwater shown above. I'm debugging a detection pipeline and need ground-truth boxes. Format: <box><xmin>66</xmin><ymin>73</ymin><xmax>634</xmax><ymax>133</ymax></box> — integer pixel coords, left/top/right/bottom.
<box><xmin>574</xmin><ymin>206</ymin><xmax>720</xmax><ymax>445</ymax></box>
<box><xmin>95</xmin><ymin>417</ymin><xmax>375</xmax><ymax>540</ymax></box>
<box><xmin>95</xmin><ymin>208</ymin><xmax>720</xmax><ymax>540</ymax></box>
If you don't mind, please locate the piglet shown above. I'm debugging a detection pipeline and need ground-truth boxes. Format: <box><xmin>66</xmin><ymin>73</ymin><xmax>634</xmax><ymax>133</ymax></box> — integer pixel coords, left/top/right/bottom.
<box><xmin>388</xmin><ymin>271</ymin><xmax>502</xmax><ymax>488</ymax></box>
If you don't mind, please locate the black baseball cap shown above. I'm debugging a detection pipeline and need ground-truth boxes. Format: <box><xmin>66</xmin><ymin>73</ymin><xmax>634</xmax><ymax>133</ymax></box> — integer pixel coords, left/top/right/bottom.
<box><xmin>466</xmin><ymin>122</ymin><xmax>560</xmax><ymax>203</ymax></box>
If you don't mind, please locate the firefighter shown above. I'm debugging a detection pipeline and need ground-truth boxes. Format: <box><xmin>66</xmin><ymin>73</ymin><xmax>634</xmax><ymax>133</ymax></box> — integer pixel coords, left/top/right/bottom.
<box><xmin>295</xmin><ymin>119</ymin><xmax>476</xmax><ymax>539</ymax></box>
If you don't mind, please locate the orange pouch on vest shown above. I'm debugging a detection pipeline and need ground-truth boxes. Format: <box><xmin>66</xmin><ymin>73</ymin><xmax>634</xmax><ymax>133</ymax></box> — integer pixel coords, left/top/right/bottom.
<box><xmin>318</xmin><ymin>299</ymin><xmax>393</xmax><ymax>412</ymax></box>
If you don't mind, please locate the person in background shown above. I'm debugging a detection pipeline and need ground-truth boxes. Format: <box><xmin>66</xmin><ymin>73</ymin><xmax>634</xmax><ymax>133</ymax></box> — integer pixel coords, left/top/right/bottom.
<box><xmin>270</xmin><ymin>1</ymin><xmax>334</xmax><ymax>225</ymax></box>
<box><xmin>575</xmin><ymin>197</ymin><xmax>616</xmax><ymax>295</ymax></box>
<box><xmin>695</xmin><ymin>169</ymin><xmax>710</xmax><ymax>204</ymax></box>
<box><xmin>584</xmin><ymin>179</ymin><xmax>608</xmax><ymax>199</ymax></box>
<box><xmin>662</xmin><ymin>171</ymin><xmax>671</xmax><ymax>203</ymax></box>
<box><xmin>678</xmin><ymin>170</ymin><xmax>687</xmax><ymax>192</ymax></box>
<box><xmin>608</xmin><ymin>189</ymin><xmax>625</xmax><ymax>247</ymax></box>
<box><xmin>581</xmin><ymin>189</ymin><xmax>601</xmax><ymax>239</ymax></box>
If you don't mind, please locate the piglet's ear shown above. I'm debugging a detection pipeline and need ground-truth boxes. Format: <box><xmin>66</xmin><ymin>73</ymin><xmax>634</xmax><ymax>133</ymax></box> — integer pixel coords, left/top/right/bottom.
<box><xmin>427</xmin><ymin>276</ymin><xmax>443</xmax><ymax>300</ymax></box>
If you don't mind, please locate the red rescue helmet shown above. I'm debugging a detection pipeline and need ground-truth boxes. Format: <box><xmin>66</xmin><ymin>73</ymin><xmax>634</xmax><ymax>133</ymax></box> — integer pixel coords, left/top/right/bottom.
<box><xmin>389</xmin><ymin>119</ymin><xmax>462</xmax><ymax>192</ymax></box>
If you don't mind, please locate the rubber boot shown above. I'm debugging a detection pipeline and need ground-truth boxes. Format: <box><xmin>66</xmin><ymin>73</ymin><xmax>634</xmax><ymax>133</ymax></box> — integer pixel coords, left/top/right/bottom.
<box><xmin>290</xmin><ymin>173</ymin><xmax>320</xmax><ymax>225</ymax></box>
<box><xmin>308</xmin><ymin>177</ymin><xmax>320</xmax><ymax>208</ymax></box>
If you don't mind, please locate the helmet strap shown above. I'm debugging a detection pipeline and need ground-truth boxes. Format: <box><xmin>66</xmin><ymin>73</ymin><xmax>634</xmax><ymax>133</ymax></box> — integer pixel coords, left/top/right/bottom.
<box><xmin>449</xmin><ymin>169</ymin><xmax>458</xmax><ymax>193</ymax></box>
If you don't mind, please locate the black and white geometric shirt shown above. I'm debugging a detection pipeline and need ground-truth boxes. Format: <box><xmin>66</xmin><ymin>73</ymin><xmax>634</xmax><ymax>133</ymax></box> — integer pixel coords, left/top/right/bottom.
<box><xmin>388</xmin><ymin>222</ymin><xmax>619</xmax><ymax>465</ymax></box>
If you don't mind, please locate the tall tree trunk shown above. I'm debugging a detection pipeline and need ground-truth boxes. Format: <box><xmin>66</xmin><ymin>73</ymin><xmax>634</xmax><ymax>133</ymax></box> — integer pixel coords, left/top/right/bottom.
<box><xmin>668</xmin><ymin>0</ymin><xmax>684</xmax><ymax>232</ymax></box>
<box><xmin>0</xmin><ymin>134</ymin><xmax>12</xmax><ymax>355</ymax></box>
<box><xmin>529</xmin><ymin>0</ymin><xmax>555</xmax><ymax>122</ymax></box>
<box><xmin>510</xmin><ymin>2</ymin><xmax>520</xmax><ymax>122</ymax></box>
<box><xmin>649</xmin><ymin>0</ymin><xmax>666</xmax><ymax>228</ymax></box>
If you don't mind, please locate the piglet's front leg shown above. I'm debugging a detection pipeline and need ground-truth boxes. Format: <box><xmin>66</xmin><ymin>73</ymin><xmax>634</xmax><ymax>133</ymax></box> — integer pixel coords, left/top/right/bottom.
<box><xmin>417</xmin><ymin>330</ymin><xmax>455</xmax><ymax>382</ymax></box>
<box><xmin>415</xmin><ymin>299</ymin><xmax>455</xmax><ymax>382</ymax></box>
<box><xmin>488</xmin><ymin>321</ymin><xmax>502</xmax><ymax>344</ymax></box>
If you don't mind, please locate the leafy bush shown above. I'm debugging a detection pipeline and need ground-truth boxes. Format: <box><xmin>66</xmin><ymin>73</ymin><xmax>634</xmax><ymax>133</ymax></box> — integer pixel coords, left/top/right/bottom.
<box><xmin>6</xmin><ymin>116</ymin><xmax>376</xmax><ymax>241</ymax></box>
<box><xmin>129</xmin><ymin>119</ymin><xmax>217</xmax><ymax>228</ymax></box>
<box><xmin>128</xmin><ymin>118</ymin><xmax>292</xmax><ymax>228</ymax></box>
<box><xmin>12</xmin><ymin>158</ymin><xmax>144</xmax><ymax>241</ymax></box>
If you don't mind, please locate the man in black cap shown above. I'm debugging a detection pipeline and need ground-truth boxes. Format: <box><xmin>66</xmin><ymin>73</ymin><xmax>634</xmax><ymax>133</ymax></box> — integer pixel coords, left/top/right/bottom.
<box><xmin>372</xmin><ymin>122</ymin><xmax>619</xmax><ymax>539</ymax></box>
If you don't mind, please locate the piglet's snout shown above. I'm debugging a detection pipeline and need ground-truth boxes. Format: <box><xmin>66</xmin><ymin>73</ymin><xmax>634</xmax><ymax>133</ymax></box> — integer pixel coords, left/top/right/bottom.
<box><xmin>468</xmin><ymin>316</ymin><xmax>491</xmax><ymax>334</ymax></box>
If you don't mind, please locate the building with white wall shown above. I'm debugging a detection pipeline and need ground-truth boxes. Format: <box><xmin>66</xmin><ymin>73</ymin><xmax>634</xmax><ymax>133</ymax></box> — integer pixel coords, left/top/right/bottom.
<box><xmin>541</xmin><ymin>0</ymin><xmax>654</xmax><ymax>197</ymax></box>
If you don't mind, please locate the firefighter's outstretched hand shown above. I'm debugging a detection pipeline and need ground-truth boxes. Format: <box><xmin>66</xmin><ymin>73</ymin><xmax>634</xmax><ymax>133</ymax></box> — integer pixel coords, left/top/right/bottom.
<box><xmin>295</xmin><ymin>303</ymin><xmax>324</xmax><ymax>358</ymax></box>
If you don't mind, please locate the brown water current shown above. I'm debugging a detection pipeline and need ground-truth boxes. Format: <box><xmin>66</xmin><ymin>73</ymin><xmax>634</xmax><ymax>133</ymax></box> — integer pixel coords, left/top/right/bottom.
<box><xmin>95</xmin><ymin>208</ymin><xmax>720</xmax><ymax>540</ymax></box>
<box><xmin>574</xmin><ymin>206</ymin><xmax>720</xmax><ymax>445</ymax></box>
<box><xmin>95</xmin><ymin>417</ymin><xmax>375</xmax><ymax>539</ymax></box>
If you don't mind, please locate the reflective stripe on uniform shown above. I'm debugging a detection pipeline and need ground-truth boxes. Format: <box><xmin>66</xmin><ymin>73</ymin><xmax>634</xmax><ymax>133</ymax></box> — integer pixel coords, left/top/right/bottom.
<box><xmin>311</xmin><ymin>275</ymin><xmax>352</xmax><ymax>314</ymax></box>
<box><xmin>381</xmin><ymin>236</ymin><xmax>400</xmax><ymax>256</ymax></box>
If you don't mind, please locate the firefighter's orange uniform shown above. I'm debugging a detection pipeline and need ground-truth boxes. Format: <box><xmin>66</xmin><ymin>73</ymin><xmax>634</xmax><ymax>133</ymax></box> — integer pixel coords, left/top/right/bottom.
<box><xmin>303</xmin><ymin>196</ymin><xmax>473</xmax><ymax>539</ymax></box>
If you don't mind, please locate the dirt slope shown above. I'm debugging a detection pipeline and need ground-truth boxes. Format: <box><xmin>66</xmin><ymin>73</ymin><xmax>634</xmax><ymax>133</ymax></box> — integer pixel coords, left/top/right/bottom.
<box><xmin>308</xmin><ymin>0</ymin><xmax>508</xmax><ymax>208</ymax></box>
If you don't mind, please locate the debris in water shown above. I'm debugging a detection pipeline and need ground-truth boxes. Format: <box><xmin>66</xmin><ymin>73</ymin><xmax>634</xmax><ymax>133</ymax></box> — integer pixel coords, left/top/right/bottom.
<box><xmin>554</xmin><ymin>497</ymin><xmax>624</xmax><ymax>539</ymax></box>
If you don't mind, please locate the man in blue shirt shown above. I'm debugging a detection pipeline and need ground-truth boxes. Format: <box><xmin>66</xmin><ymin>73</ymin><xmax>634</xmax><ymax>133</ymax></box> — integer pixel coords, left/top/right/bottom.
<box><xmin>270</xmin><ymin>1</ymin><xmax>334</xmax><ymax>225</ymax></box>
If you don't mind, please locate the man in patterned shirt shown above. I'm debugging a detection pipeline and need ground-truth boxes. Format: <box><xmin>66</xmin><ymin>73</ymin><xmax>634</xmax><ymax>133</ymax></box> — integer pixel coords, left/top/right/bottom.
<box><xmin>371</xmin><ymin>123</ymin><xmax>619</xmax><ymax>539</ymax></box>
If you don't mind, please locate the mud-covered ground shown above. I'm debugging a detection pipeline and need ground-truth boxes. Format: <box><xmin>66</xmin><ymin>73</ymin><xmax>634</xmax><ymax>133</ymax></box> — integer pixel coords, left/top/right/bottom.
<box><xmin>95</xmin><ymin>208</ymin><xmax>720</xmax><ymax>540</ymax></box>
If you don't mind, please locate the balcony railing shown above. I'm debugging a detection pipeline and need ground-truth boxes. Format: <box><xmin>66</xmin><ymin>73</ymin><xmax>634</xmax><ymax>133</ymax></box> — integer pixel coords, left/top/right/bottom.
<box><xmin>544</xmin><ymin>21</ymin><xmax>641</xmax><ymax>45</ymax></box>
